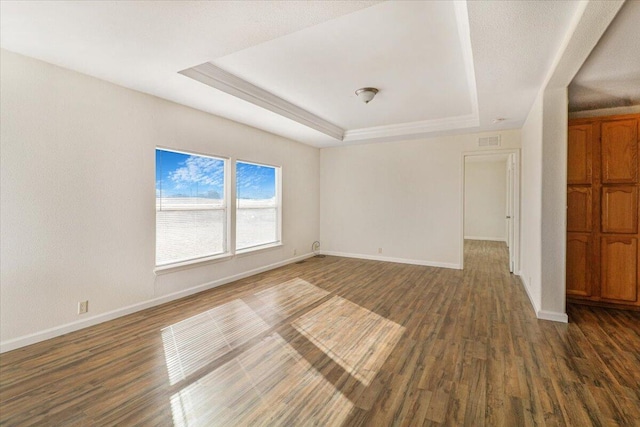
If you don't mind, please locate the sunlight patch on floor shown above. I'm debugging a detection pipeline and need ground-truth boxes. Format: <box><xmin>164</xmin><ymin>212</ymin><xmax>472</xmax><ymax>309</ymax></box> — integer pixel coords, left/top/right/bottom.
<box><xmin>292</xmin><ymin>296</ymin><xmax>405</xmax><ymax>386</ymax></box>
<box><xmin>170</xmin><ymin>333</ymin><xmax>353</xmax><ymax>426</ymax></box>
<box><xmin>253</xmin><ymin>277</ymin><xmax>330</xmax><ymax>318</ymax></box>
<box><xmin>162</xmin><ymin>299</ymin><xmax>270</xmax><ymax>385</ymax></box>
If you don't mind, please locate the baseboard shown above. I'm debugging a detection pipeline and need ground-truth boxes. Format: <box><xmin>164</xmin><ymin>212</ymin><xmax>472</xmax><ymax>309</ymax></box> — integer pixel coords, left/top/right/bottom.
<box><xmin>519</xmin><ymin>274</ymin><xmax>541</xmax><ymax>315</ymax></box>
<box><xmin>518</xmin><ymin>275</ymin><xmax>568</xmax><ymax>323</ymax></box>
<box><xmin>464</xmin><ymin>236</ymin><xmax>506</xmax><ymax>242</ymax></box>
<box><xmin>0</xmin><ymin>253</ymin><xmax>315</xmax><ymax>353</ymax></box>
<box><xmin>536</xmin><ymin>310</ymin><xmax>569</xmax><ymax>323</ymax></box>
<box><xmin>321</xmin><ymin>250</ymin><xmax>461</xmax><ymax>270</ymax></box>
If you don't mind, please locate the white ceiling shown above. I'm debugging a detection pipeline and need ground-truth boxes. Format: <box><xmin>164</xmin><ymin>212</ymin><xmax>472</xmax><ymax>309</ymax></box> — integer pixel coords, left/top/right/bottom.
<box><xmin>212</xmin><ymin>1</ymin><xmax>474</xmax><ymax>130</ymax></box>
<box><xmin>1</xmin><ymin>1</ymin><xmax>584</xmax><ymax>148</ymax></box>
<box><xmin>569</xmin><ymin>0</ymin><xmax>640</xmax><ymax>112</ymax></box>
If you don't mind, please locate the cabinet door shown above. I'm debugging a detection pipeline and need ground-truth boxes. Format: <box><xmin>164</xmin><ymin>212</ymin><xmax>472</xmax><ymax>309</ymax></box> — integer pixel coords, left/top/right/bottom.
<box><xmin>568</xmin><ymin>124</ymin><xmax>593</xmax><ymax>184</ymax></box>
<box><xmin>601</xmin><ymin>237</ymin><xmax>638</xmax><ymax>302</ymax></box>
<box><xmin>601</xmin><ymin>186</ymin><xmax>638</xmax><ymax>234</ymax></box>
<box><xmin>568</xmin><ymin>187</ymin><xmax>592</xmax><ymax>232</ymax></box>
<box><xmin>601</xmin><ymin>119</ymin><xmax>638</xmax><ymax>184</ymax></box>
<box><xmin>567</xmin><ymin>234</ymin><xmax>592</xmax><ymax>297</ymax></box>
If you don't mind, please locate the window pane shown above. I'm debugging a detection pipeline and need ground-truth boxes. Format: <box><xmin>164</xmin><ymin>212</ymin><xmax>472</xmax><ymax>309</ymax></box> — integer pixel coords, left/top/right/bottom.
<box><xmin>156</xmin><ymin>209</ymin><xmax>225</xmax><ymax>265</ymax></box>
<box><xmin>236</xmin><ymin>207</ymin><xmax>277</xmax><ymax>250</ymax></box>
<box><xmin>236</xmin><ymin>162</ymin><xmax>279</xmax><ymax>250</ymax></box>
<box><xmin>156</xmin><ymin>149</ymin><xmax>226</xmax><ymax>265</ymax></box>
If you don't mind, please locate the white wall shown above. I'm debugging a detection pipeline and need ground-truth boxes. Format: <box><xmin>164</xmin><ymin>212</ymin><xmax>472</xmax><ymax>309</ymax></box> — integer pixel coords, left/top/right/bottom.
<box><xmin>0</xmin><ymin>50</ymin><xmax>320</xmax><ymax>350</ymax></box>
<box><xmin>518</xmin><ymin>1</ymin><xmax>623</xmax><ymax>323</ymax></box>
<box><xmin>519</xmin><ymin>91</ymin><xmax>543</xmax><ymax>314</ymax></box>
<box><xmin>320</xmin><ymin>130</ymin><xmax>520</xmax><ymax>269</ymax></box>
<box><xmin>464</xmin><ymin>160</ymin><xmax>507</xmax><ymax>241</ymax></box>
<box><xmin>540</xmin><ymin>88</ymin><xmax>569</xmax><ymax>318</ymax></box>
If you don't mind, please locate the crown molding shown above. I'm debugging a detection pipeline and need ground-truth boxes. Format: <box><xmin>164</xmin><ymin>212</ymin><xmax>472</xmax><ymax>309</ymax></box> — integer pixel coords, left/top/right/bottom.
<box><xmin>181</xmin><ymin>2</ymin><xmax>481</xmax><ymax>148</ymax></box>
<box><xmin>343</xmin><ymin>114</ymin><xmax>479</xmax><ymax>142</ymax></box>
<box><xmin>180</xmin><ymin>62</ymin><xmax>345</xmax><ymax>141</ymax></box>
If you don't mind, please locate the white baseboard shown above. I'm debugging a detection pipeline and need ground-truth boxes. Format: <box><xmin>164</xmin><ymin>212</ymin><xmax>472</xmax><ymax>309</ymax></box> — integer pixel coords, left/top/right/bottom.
<box><xmin>464</xmin><ymin>236</ymin><xmax>506</xmax><ymax>242</ymax></box>
<box><xmin>321</xmin><ymin>250</ymin><xmax>461</xmax><ymax>270</ymax></box>
<box><xmin>518</xmin><ymin>275</ymin><xmax>568</xmax><ymax>323</ymax></box>
<box><xmin>0</xmin><ymin>253</ymin><xmax>315</xmax><ymax>353</ymax></box>
<box><xmin>537</xmin><ymin>310</ymin><xmax>569</xmax><ymax>323</ymax></box>
<box><xmin>519</xmin><ymin>274</ymin><xmax>540</xmax><ymax>314</ymax></box>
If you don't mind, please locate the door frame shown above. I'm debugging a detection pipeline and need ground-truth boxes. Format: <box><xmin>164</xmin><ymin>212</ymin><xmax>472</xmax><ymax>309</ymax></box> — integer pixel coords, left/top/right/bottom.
<box><xmin>460</xmin><ymin>148</ymin><xmax>521</xmax><ymax>272</ymax></box>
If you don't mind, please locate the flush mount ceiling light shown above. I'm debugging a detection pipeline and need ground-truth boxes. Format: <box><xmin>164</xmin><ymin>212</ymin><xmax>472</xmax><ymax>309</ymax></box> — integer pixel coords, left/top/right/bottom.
<box><xmin>355</xmin><ymin>87</ymin><xmax>379</xmax><ymax>104</ymax></box>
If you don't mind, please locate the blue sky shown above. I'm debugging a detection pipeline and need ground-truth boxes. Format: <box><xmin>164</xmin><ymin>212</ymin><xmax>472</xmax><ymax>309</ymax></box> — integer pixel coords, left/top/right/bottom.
<box><xmin>156</xmin><ymin>150</ymin><xmax>275</xmax><ymax>199</ymax></box>
<box><xmin>236</xmin><ymin>161</ymin><xmax>276</xmax><ymax>199</ymax></box>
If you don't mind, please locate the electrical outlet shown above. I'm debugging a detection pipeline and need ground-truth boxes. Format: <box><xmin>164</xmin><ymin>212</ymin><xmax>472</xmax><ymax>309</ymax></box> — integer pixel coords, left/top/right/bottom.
<box><xmin>78</xmin><ymin>300</ymin><xmax>89</xmax><ymax>315</ymax></box>
<box><xmin>378</xmin><ymin>248</ymin><xmax>383</xmax><ymax>254</ymax></box>
<box><xmin>294</xmin><ymin>248</ymin><xmax>297</xmax><ymax>256</ymax></box>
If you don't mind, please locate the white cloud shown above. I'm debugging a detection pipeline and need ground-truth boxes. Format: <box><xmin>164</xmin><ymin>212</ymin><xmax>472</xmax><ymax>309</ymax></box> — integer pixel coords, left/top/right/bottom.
<box><xmin>170</xmin><ymin>156</ymin><xmax>223</xmax><ymax>188</ymax></box>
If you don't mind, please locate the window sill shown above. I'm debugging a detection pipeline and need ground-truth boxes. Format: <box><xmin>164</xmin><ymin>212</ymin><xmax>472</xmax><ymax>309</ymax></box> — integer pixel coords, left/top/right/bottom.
<box><xmin>154</xmin><ymin>253</ymin><xmax>233</xmax><ymax>275</ymax></box>
<box><xmin>235</xmin><ymin>242</ymin><xmax>283</xmax><ymax>257</ymax></box>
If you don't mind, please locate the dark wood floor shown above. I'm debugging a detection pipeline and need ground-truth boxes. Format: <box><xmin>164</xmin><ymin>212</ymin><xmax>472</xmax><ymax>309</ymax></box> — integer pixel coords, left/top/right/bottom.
<box><xmin>1</xmin><ymin>240</ymin><xmax>639</xmax><ymax>426</ymax></box>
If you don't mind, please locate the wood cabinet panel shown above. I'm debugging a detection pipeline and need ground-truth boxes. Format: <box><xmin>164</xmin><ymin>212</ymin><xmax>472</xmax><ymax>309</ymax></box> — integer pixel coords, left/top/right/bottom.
<box><xmin>568</xmin><ymin>124</ymin><xmax>593</xmax><ymax>184</ymax></box>
<box><xmin>567</xmin><ymin>187</ymin><xmax>592</xmax><ymax>232</ymax></box>
<box><xmin>601</xmin><ymin>119</ymin><xmax>638</xmax><ymax>184</ymax></box>
<box><xmin>601</xmin><ymin>237</ymin><xmax>638</xmax><ymax>302</ymax></box>
<box><xmin>567</xmin><ymin>234</ymin><xmax>592</xmax><ymax>297</ymax></box>
<box><xmin>568</xmin><ymin>114</ymin><xmax>640</xmax><ymax>309</ymax></box>
<box><xmin>602</xmin><ymin>186</ymin><xmax>638</xmax><ymax>234</ymax></box>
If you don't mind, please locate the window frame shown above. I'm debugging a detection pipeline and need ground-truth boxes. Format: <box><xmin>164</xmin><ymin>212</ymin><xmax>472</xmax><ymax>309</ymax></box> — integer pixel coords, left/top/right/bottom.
<box><xmin>234</xmin><ymin>159</ymin><xmax>282</xmax><ymax>254</ymax></box>
<box><xmin>155</xmin><ymin>147</ymin><xmax>231</xmax><ymax>271</ymax></box>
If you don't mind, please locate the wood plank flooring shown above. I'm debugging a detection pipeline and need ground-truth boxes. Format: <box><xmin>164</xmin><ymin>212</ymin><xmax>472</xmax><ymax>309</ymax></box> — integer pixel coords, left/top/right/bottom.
<box><xmin>1</xmin><ymin>240</ymin><xmax>639</xmax><ymax>426</ymax></box>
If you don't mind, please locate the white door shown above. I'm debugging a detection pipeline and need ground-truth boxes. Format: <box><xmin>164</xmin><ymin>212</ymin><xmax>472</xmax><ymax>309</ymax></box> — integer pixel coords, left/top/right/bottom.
<box><xmin>506</xmin><ymin>154</ymin><xmax>515</xmax><ymax>272</ymax></box>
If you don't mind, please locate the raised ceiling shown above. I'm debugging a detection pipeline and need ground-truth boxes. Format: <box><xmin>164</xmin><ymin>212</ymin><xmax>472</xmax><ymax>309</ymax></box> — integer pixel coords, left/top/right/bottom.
<box><xmin>214</xmin><ymin>1</ymin><xmax>474</xmax><ymax>131</ymax></box>
<box><xmin>1</xmin><ymin>1</ymin><xmax>583</xmax><ymax>147</ymax></box>
<box><xmin>569</xmin><ymin>0</ymin><xmax>640</xmax><ymax>112</ymax></box>
<box><xmin>183</xmin><ymin>1</ymin><xmax>478</xmax><ymax>143</ymax></box>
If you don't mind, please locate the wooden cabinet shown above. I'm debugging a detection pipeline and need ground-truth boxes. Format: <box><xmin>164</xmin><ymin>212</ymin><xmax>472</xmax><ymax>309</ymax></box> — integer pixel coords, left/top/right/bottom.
<box><xmin>567</xmin><ymin>114</ymin><xmax>640</xmax><ymax>310</ymax></box>
<box><xmin>568</xmin><ymin>124</ymin><xmax>593</xmax><ymax>184</ymax></box>
<box><xmin>567</xmin><ymin>234</ymin><xmax>593</xmax><ymax>297</ymax></box>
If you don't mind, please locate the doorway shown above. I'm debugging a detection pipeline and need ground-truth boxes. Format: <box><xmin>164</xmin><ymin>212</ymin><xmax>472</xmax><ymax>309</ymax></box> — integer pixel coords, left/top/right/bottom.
<box><xmin>461</xmin><ymin>150</ymin><xmax>520</xmax><ymax>273</ymax></box>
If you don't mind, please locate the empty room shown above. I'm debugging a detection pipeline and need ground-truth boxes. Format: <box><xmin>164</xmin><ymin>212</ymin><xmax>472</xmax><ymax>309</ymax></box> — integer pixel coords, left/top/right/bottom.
<box><xmin>1</xmin><ymin>1</ymin><xmax>639</xmax><ymax>426</ymax></box>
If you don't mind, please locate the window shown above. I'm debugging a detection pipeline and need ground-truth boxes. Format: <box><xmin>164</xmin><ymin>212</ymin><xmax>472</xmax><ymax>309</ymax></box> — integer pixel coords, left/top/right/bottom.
<box><xmin>236</xmin><ymin>161</ymin><xmax>281</xmax><ymax>251</ymax></box>
<box><xmin>156</xmin><ymin>149</ymin><xmax>227</xmax><ymax>266</ymax></box>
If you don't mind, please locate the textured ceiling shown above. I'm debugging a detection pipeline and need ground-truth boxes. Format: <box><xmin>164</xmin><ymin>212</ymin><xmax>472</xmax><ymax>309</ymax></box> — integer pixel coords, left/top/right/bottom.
<box><xmin>467</xmin><ymin>0</ymin><xmax>579</xmax><ymax>129</ymax></box>
<box><xmin>0</xmin><ymin>1</ymin><xmax>381</xmax><ymax>147</ymax></box>
<box><xmin>212</xmin><ymin>1</ymin><xmax>473</xmax><ymax>130</ymax></box>
<box><xmin>0</xmin><ymin>1</ymin><xmax>587</xmax><ymax>147</ymax></box>
<box><xmin>569</xmin><ymin>0</ymin><xmax>640</xmax><ymax>112</ymax></box>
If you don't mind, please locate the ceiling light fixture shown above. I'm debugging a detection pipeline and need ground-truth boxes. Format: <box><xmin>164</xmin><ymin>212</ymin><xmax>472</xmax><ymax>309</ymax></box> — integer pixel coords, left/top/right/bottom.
<box><xmin>355</xmin><ymin>87</ymin><xmax>379</xmax><ymax>104</ymax></box>
<box><xmin>492</xmin><ymin>117</ymin><xmax>506</xmax><ymax>124</ymax></box>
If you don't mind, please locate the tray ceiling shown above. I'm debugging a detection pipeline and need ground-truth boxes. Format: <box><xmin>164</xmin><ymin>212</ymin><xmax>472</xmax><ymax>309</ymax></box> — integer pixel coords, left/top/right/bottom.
<box><xmin>1</xmin><ymin>1</ymin><xmax>587</xmax><ymax>147</ymax></box>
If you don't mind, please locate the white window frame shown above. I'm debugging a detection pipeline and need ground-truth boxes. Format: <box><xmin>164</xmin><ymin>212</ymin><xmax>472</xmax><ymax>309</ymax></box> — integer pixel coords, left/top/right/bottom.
<box><xmin>234</xmin><ymin>159</ymin><xmax>282</xmax><ymax>254</ymax></box>
<box><xmin>155</xmin><ymin>147</ymin><xmax>231</xmax><ymax>271</ymax></box>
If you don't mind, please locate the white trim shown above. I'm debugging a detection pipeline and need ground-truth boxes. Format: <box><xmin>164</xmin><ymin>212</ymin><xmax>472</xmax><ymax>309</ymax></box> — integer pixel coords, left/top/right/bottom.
<box><xmin>520</xmin><ymin>274</ymin><xmax>540</xmax><ymax>314</ymax></box>
<box><xmin>453</xmin><ymin>0</ymin><xmax>480</xmax><ymax>128</ymax></box>
<box><xmin>180</xmin><ymin>63</ymin><xmax>345</xmax><ymax>140</ymax></box>
<box><xmin>464</xmin><ymin>236</ymin><xmax>507</xmax><ymax>242</ymax></box>
<box><xmin>0</xmin><ymin>253</ymin><xmax>315</xmax><ymax>353</ymax></box>
<box><xmin>155</xmin><ymin>252</ymin><xmax>233</xmax><ymax>274</ymax></box>
<box><xmin>537</xmin><ymin>310</ymin><xmax>569</xmax><ymax>323</ymax></box>
<box><xmin>321</xmin><ymin>251</ymin><xmax>461</xmax><ymax>270</ymax></box>
<box><xmin>343</xmin><ymin>114</ymin><xmax>478</xmax><ymax>142</ymax></box>
<box><xmin>519</xmin><ymin>275</ymin><xmax>568</xmax><ymax>323</ymax></box>
<box><xmin>235</xmin><ymin>242</ymin><xmax>283</xmax><ymax>257</ymax></box>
